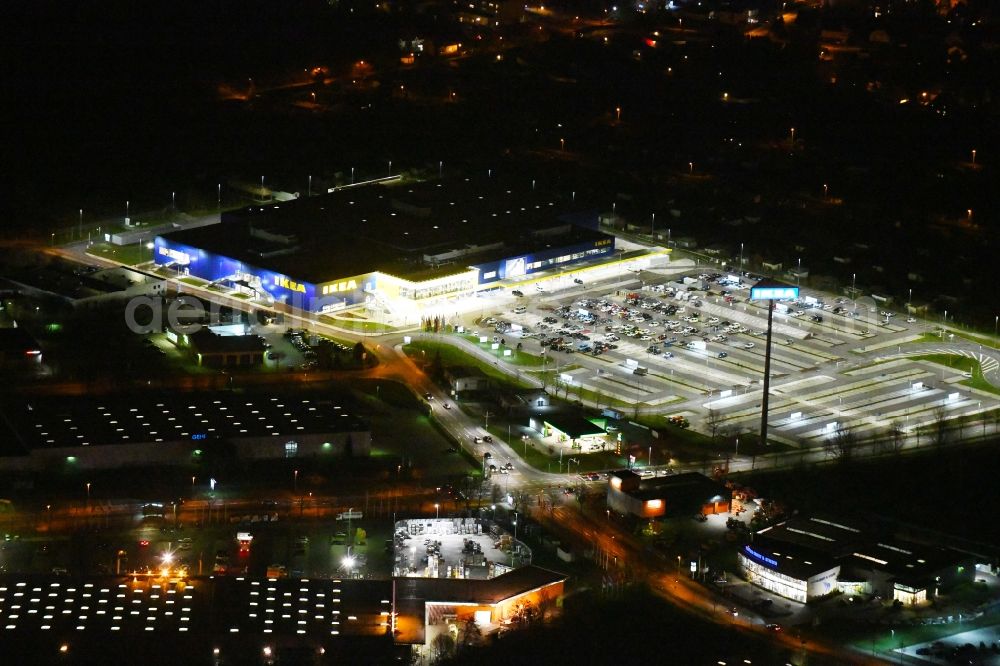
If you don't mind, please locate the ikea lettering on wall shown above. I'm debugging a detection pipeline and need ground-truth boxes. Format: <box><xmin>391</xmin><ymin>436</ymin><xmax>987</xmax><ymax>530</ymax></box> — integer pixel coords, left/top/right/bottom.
<box><xmin>749</xmin><ymin>286</ymin><xmax>799</xmax><ymax>301</ymax></box>
<box><xmin>321</xmin><ymin>280</ymin><xmax>358</xmax><ymax>296</ymax></box>
<box><xmin>158</xmin><ymin>246</ymin><xmax>192</xmax><ymax>265</ymax></box>
<box><xmin>277</xmin><ymin>276</ymin><xmax>307</xmax><ymax>293</ymax></box>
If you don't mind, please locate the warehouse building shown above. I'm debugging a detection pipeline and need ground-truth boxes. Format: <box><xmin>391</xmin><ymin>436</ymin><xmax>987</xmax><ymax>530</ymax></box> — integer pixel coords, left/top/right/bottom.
<box><xmin>0</xmin><ymin>392</ymin><xmax>370</xmax><ymax>471</ymax></box>
<box><xmin>154</xmin><ymin>177</ymin><xmax>615</xmax><ymax>323</ymax></box>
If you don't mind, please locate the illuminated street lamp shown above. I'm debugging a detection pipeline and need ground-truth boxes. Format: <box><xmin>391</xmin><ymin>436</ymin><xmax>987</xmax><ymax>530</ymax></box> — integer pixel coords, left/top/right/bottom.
<box><xmin>972</xmin><ymin>149</ymin><xmax>977</xmax><ymax>165</ymax></box>
<box><xmin>434</xmin><ymin>503</ymin><xmax>439</xmax><ymax>519</ymax></box>
<box><xmin>615</xmin><ymin>106</ymin><xmax>621</xmax><ymax>121</ymax></box>
<box><xmin>293</xmin><ymin>469</ymin><xmax>299</xmax><ymax>493</ymax></box>
<box><xmin>559</xmin><ymin>138</ymin><xmax>565</xmax><ymax>151</ymax></box>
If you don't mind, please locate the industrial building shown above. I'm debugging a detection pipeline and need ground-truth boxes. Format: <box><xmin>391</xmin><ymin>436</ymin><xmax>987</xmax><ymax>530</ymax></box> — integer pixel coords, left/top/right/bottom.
<box><xmin>738</xmin><ymin>515</ymin><xmax>976</xmax><ymax>604</ymax></box>
<box><xmin>0</xmin><ymin>392</ymin><xmax>370</xmax><ymax>471</ymax></box>
<box><xmin>606</xmin><ymin>471</ymin><xmax>731</xmax><ymax>519</ymax></box>
<box><xmin>153</xmin><ymin>176</ymin><xmax>615</xmax><ymax>324</ymax></box>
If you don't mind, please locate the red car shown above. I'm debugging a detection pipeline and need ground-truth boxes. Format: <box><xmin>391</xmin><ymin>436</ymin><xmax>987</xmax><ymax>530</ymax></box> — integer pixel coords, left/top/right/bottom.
<box><xmin>138</xmin><ymin>540</ymin><xmax>150</xmax><ymax>548</ymax></box>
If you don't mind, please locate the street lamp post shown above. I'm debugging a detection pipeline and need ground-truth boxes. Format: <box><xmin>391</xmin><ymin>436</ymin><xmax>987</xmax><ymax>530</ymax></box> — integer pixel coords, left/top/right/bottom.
<box><xmin>293</xmin><ymin>469</ymin><xmax>298</xmax><ymax>493</ymax></box>
<box><xmin>434</xmin><ymin>503</ymin><xmax>439</xmax><ymax>519</ymax></box>
<box><xmin>78</xmin><ymin>209</ymin><xmax>83</xmax><ymax>239</ymax></box>
<box><xmin>308</xmin><ymin>175</ymin><xmax>312</xmax><ymax>197</ymax></box>
<box><xmin>350</xmin><ymin>167</ymin><xmax>355</xmax><ymax>184</ymax></box>
<box><xmin>217</xmin><ymin>183</ymin><xmax>221</xmax><ymax>209</ymax></box>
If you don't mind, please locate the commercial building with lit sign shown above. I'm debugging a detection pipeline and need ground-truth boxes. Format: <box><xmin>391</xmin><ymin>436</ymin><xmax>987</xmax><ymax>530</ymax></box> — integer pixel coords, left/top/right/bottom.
<box><xmin>154</xmin><ymin>176</ymin><xmax>615</xmax><ymax>323</ymax></box>
<box><xmin>606</xmin><ymin>471</ymin><xmax>730</xmax><ymax>519</ymax></box>
<box><xmin>739</xmin><ymin>515</ymin><xmax>976</xmax><ymax>604</ymax></box>
<box><xmin>737</xmin><ymin>542</ymin><xmax>840</xmax><ymax>603</ymax></box>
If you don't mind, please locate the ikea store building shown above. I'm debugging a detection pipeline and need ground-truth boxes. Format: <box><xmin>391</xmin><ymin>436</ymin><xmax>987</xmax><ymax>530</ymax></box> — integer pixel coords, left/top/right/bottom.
<box><xmin>154</xmin><ymin>176</ymin><xmax>615</xmax><ymax>323</ymax></box>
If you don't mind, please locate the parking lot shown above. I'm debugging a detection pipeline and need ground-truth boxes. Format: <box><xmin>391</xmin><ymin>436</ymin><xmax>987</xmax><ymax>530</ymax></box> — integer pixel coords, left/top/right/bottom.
<box><xmin>462</xmin><ymin>257</ymin><xmax>1000</xmax><ymax>447</ymax></box>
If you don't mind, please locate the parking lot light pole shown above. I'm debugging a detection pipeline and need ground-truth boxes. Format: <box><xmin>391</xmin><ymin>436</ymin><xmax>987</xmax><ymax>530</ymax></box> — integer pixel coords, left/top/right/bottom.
<box><xmin>750</xmin><ymin>280</ymin><xmax>799</xmax><ymax>448</ymax></box>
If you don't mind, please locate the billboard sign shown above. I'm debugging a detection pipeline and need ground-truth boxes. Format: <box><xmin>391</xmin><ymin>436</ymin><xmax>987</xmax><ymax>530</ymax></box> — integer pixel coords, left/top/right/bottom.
<box><xmin>750</xmin><ymin>285</ymin><xmax>799</xmax><ymax>301</ymax></box>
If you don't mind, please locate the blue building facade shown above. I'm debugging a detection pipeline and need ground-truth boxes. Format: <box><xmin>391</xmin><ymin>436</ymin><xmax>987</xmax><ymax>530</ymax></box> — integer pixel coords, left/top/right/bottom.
<box><xmin>471</xmin><ymin>235</ymin><xmax>614</xmax><ymax>286</ymax></box>
<box><xmin>155</xmin><ymin>226</ymin><xmax>615</xmax><ymax>312</ymax></box>
<box><xmin>154</xmin><ymin>236</ymin><xmax>323</xmax><ymax>310</ymax></box>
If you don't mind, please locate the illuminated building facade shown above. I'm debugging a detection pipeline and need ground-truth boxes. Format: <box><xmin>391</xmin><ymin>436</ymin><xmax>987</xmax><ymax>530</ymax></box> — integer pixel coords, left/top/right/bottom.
<box><xmin>741</xmin><ymin>516</ymin><xmax>976</xmax><ymax>605</ymax></box>
<box><xmin>154</xmin><ymin>177</ymin><xmax>615</xmax><ymax>321</ymax></box>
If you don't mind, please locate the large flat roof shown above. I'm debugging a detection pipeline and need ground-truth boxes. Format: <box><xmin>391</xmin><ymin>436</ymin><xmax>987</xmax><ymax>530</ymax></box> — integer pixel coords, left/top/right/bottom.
<box><xmin>1</xmin><ymin>392</ymin><xmax>368</xmax><ymax>451</ymax></box>
<box><xmin>159</xmin><ymin>177</ymin><xmax>605</xmax><ymax>284</ymax></box>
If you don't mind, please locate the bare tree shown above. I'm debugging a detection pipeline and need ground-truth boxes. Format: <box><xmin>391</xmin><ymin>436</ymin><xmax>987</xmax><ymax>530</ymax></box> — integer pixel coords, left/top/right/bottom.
<box><xmin>510</xmin><ymin>490</ymin><xmax>532</xmax><ymax>514</ymax></box>
<box><xmin>886</xmin><ymin>421</ymin><xmax>906</xmax><ymax>454</ymax></box>
<box><xmin>932</xmin><ymin>406</ymin><xmax>949</xmax><ymax>447</ymax></box>
<box><xmin>706</xmin><ymin>408</ymin><xmax>722</xmax><ymax>442</ymax></box>
<box><xmin>825</xmin><ymin>423</ymin><xmax>857</xmax><ymax>462</ymax></box>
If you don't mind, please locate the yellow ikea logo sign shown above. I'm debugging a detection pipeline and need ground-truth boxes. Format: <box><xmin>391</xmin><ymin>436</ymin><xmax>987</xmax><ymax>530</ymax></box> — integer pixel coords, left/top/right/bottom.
<box><xmin>321</xmin><ymin>280</ymin><xmax>357</xmax><ymax>296</ymax></box>
<box><xmin>277</xmin><ymin>277</ymin><xmax>306</xmax><ymax>293</ymax></box>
